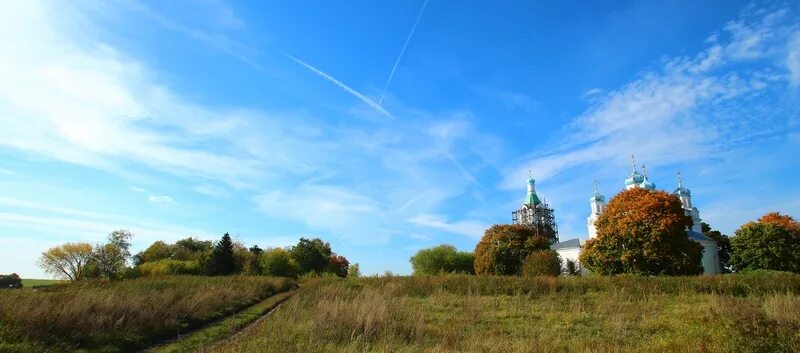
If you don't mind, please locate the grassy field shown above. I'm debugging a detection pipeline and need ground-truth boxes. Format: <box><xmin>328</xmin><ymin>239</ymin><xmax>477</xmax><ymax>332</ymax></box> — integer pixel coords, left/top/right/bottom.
<box><xmin>0</xmin><ymin>275</ymin><xmax>296</xmax><ymax>352</ymax></box>
<box><xmin>212</xmin><ymin>272</ymin><xmax>800</xmax><ymax>353</ymax></box>
<box><xmin>20</xmin><ymin>278</ymin><xmax>64</xmax><ymax>288</ymax></box>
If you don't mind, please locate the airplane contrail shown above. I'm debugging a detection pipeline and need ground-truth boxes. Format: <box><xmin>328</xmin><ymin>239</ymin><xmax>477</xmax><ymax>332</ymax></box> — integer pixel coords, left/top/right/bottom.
<box><xmin>286</xmin><ymin>54</ymin><xmax>392</xmax><ymax>117</ymax></box>
<box><xmin>378</xmin><ymin>0</ymin><xmax>429</xmax><ymax>106</ymax></box>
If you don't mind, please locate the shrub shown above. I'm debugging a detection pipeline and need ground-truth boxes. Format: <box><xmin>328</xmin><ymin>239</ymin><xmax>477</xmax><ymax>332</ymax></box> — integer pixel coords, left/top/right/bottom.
<box><xmin>522</xmin><ymin>250</ymin><xmax>561</xmax><ymax>277</ymax></box>
<box><xmin>138</xmin><ymin>259</ymin><xmax>204</xmax><ymax>276</ymax></box>
<box><xmin>410</xmin><ymin>245</ymin><xmax>475</xmax><ymax>275</ymax></box>
<box><xmin>580</xmin><ymin>188</ymin><xmax>703</xmax><ymax>275</ymax></box>
<box><xmin>260</xmin><ymin>248</ymin><xmax>301</xmax><ymax>278</ymax></box>
<box><xmin>474</xmin><ymin>224</ymin><xmax>551</xmax><ymax>275</ymax></box>
<box><xmin>0</xmin><ymin>273</ymin><xmax>22</xmax><ymax>289</ymax></box>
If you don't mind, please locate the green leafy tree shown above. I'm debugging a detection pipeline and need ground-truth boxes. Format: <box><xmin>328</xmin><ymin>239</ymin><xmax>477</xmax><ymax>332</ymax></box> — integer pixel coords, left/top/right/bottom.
<box><xmin>248</xmin><ymin>245</ymin><xmax>264</xmax><ymax>275</ymax></box>
<box><xmin>133</xmin><ymin>241</ymin><xmax>174</xmax><ymax>266</ymax></box>
<box><xmin>90</xmin><ymin>230</ymin><xmax>134</xmax><ymax>279</ymax></box>
<box><xmin>729</xmin><ymin>215</ymin><xmax>800</xmax><ymax>273</ymax></box>
<box><xmin>173</xmin><ymin>237</ymin><xmax>212</xmax><ymax>261</ymax></box>
<box><xmin>259</xmin><ymin>248</ymin><xmax>300</xmax><ymax>278</ymax></box>
<box><xmin>474</xmin><ymin>224</ymin><xmax>551</xmax><ymax>275</ymax></box>
<box><xmin>347</xmin><ymin>263</ymin><xmax>361</xmax><ymax>278</ymax></box>
<box><xmin>564</xmin><ymin>259</ymin><xmax>580</xmax><ymax>276</ymax></box>
<box><xmin>232</xmin><ymin>241</ymin><xmax>253</xmax><ymax>274</ymax></box>
<box><xmin>290</xmin><ymin>238</ymin><xmax>332</xmax><ymax>274</ymax></box>
<box><xmin>702</xmin><ymin>222</ymin><xmax>732</xmax><ymax>273</ymax></box>
<box><xmin>38</xmin><ymin>243</ymin><xmax>94</xmax><ymax>281</ymax></box>
<box><xmin>0</xmin><ymin>273</ymin><xmax>23</xmax><ymax>289</ymax></box>
<box><xmin>410</xmin><ymin>244</ymin><xmax>475</xmax><ymax>275</ymax></box>
<box><xmin>580</xmin><ymin>188</ymin><xmax>703</xmax><ymax>276</ymax></box>
<box><xmin>208</xmin><ymin>233</ymin><xmax>236</xmax><ymax>275</ymax></box>
<box><xmin>521</xmin><ymin>250</ymin><xmax>561</xmax><ymax>277</ymax></box>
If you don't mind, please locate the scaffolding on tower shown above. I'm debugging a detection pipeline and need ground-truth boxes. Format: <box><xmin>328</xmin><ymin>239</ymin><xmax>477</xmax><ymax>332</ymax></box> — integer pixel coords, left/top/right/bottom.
<box><xmin>511</xmin><ymin>201</ymin><xmax>559</xmax><ymax>244</ymax></box>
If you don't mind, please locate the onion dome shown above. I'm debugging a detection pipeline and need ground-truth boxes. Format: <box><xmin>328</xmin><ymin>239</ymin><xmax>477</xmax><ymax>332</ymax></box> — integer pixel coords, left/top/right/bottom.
<box><xmin>673</xmin><ymin>172</ymin><xmax>691</xmax><ymax>196</ymax></box>
<box><xmin>624</xmin><ymin>155</ymin><xmax>645</xmax><ymax>187</ymax></box>
<box><xmin>590</xmin><ymin>180</ymin><xmax>605</xmax><ymax>202</ymax></box>
<box><xmin>524</xmin><ymin>176</ymin><xmax>541</xmax><ymax>206</ymax></box>
<box><xmin>639</xmin><ymin>164</ymin><xmax>655</xmax><ymax>190</ymax></box>
<box><xmin>625</xmin><ymin>171</ymin><xmax>644</xmax><ymax>187</ymax></box>
<box><xmin>641</xmin><ymin>176</ymin><xmax>656</xmax><ymax>190</ymax></box>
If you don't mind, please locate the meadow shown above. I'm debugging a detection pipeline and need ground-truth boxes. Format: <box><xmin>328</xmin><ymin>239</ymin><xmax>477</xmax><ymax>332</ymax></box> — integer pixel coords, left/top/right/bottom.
<box><xmin>20</xmin><ymin>278</ymin><xmax>63</xmax><ymax>288</ymax></box>
<box><xmin>0</xmin><ymin>275</ymin><xmax>296</xmax><ymax>352</ymax></box>
<box><xmin>212</xmin><ymin>272</ymin><xmax>800</xmax><ymax>353</ymax></box>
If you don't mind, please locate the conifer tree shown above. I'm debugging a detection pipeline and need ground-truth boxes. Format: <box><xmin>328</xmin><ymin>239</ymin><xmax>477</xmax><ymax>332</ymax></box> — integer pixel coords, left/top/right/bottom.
<box><xmin>209</xmin><ymin>233</ymin><xmax>236</xmax><ymax>275</ymax></box>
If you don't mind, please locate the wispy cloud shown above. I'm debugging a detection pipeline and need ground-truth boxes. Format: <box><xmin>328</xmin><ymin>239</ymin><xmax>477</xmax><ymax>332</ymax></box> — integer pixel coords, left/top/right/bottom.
<box><xmin>501</xmin><ymin>6</ymin><xmax>799</xmax><ymax>189</ymax></box>
<box><xmin>129</xmin><ymin>0</ymin><xmax>266</xmax><ymax>72</ymax></box>
<box><xmin>286</xmin><ymin>54</ymin><xmax>392</xmax><ymax>117</ymax></box>
<box><xmin>407</xmin><ymin>213</ymin><xmax>487</xmax><ymax>239</ymax></box>
<box><xmin>148</xmin><ymin>195</ymin><xmax>174</xmax><ymax>203</ymax></box>
<box><xmin>131</xmin><ymin>186</ymin><xmax>146</xmax><ymax>193</ymax></box>
<box><xmin>378</xmin><ymin>0</ymin><xmax>429</xmax><ymax>105</ymax></box>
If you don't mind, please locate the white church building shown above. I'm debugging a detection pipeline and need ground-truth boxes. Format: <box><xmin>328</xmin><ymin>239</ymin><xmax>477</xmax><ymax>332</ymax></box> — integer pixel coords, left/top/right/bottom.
<box><xmin>551</xmin><ymin>159</ymin><xmax>721</xmax><ymax>275</ymax></box>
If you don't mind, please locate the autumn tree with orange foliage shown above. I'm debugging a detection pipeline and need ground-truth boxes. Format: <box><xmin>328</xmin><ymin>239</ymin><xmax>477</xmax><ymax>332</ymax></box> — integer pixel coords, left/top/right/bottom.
<box><xmin>579</xmin><ymin>188</ymin><xmax>703</xmax><ymax>275</ymax></box>
<box><xmin>474</xmin><ymin>224</ymin><xmax>551</xmax><ymax>275</ymax></box>
<box><xmin>729</xmin><ymin>212</ymin><xmax>800</xmax><ymax>273</ymax></box>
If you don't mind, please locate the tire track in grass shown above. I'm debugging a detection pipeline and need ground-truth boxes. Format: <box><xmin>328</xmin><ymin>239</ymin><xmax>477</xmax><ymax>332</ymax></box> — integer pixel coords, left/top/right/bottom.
<box><xmin>146</xmin><ymin>290</ymin><xmax>296</xmax><ymax>353</ymax></box>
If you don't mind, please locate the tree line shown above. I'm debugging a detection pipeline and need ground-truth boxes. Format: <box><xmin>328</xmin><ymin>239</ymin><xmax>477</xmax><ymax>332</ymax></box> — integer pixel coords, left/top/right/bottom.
<box><xmin>35</xmin><ymin>233</ymin><xmax>359</xmax><ymax>282</ymax></box>
<box><xmin>410</xmin><ymin>188</ymin><xmax>800</xmax><ymax>277</ymax></box>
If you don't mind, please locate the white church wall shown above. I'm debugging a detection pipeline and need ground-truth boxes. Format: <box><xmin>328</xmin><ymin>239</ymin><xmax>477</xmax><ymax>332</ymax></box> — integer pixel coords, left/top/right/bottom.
<box><xmin>556</xmin><ymin>247</ymin><xmax>582</xmax><ymax>269</ymax></box>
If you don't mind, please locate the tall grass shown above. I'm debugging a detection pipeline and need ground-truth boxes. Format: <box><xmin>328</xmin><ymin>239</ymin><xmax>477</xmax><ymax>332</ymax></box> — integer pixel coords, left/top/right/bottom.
<box><xmin>0</xmin><ymin>275</ymin><xmax>296</xmax><ymax>352</ymax></box>
<box><xmin>213</xmin><ymin>272</ymin><xmax>800</xmax><ymax>353</ymax></box>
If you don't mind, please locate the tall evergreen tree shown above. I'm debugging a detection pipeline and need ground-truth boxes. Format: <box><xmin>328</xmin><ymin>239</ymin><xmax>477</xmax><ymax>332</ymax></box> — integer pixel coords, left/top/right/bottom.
<box><xmin>209</xmin><ymin>233</ymin><xmax>236</xmax><ymax>275</ymax></box>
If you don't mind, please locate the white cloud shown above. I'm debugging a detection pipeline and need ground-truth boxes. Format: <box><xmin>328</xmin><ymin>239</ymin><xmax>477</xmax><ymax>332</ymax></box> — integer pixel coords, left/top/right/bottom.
<box><xmin>501</xmin><ymin>5</ymin><xmax>798</xmax><ymax>189</ymax></box>
<box><xmin>131</xmin><ymin>186</ymin><xmax>146</xmax><ymax>193</ymax></box>
<box><xmin>581</xmin><ymin>88</ymin><xmax>603</xmax><ymax>100</ymax></box>
<box><xmin>407</xmin><ymin>213</ymin><xmax>488</xmax><ymax>239</ymax></box>
<box><xmin>255</xmin><ymin>185</ymin><xmax>382</xmax><ymax>239</ymax></box>
<box><xmin>148</xmin><ymin>195</ymin><xmax>174</xmax><ymax>203</ymax></box>
<box><xmin>194</xmin><ymin>184</ymin><xmax>231</xmax><ymax>198</ymax></box>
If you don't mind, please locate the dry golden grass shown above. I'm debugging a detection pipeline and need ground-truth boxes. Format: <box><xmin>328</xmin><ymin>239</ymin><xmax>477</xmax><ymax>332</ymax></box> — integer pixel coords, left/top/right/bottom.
<box><xmin>0</xmin><ymin>275</ymin><xmax>296</xmax><ymax>352</ymax></box>
<box><xmin>212</xmin><ymin>272</ymin><xmax>800</xmax><ymax>353</ymax></box>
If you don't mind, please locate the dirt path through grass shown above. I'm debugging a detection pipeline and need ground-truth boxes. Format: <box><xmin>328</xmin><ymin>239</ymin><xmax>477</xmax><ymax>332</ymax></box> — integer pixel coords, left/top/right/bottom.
<box><xmin>145</xmin><ymin>290</ymin><xmax>296</xmax><ymax>353</ymax></box>
<box><xmin>201</xmin><ymin>292</ymin><xmax>294</xmax><ymax>352</ymax></box>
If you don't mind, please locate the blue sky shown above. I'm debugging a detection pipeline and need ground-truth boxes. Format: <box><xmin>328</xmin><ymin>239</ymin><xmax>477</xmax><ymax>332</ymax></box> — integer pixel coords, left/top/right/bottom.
<box><xmin>1</xmin><ymin>0</ymin><xmax>799</xmax><ymax>278</ymax></box>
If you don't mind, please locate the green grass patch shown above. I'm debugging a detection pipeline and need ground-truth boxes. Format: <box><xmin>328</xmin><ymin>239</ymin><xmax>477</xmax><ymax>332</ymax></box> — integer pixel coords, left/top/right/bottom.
<box><xmin>147</xmin><ymin>290</ymin><xmax>296</xmax><ymax>353</ymax></box>
<box><xmin>21</xmin><ymin>278</ymin><xmax>64</xmax><ymax>288</ymax></box>
<box><xmin>212</xmin><ymin>272</ymin><xmax>800</xmax><ymax>353</ymax></box>
<box><xmin>0</xmin><ymin>275</ymin><xmax>297</xmax><ymax>352</ymax></box>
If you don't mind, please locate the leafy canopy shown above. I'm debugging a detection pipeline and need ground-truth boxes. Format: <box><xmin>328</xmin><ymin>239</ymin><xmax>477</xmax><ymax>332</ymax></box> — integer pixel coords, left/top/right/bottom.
<box><xmin>474</xmin><ymin>224</ymin><xmax>551</xmax><ymax>275</ymax></box>
<box><xmin>730</xmin><ymin>213</ymin><xmax>800</xmax><ymax>273</ymax></box>
<box><xmin>290</xmin><ymin>238</ymin><xmax>333</xmax><ymax>274</ymax></box>
<box><xmin>410</xmin><ymin>244</ymin><xmax>475</xmax><ymax>275</ymax></box>
<box><xmin>259</xmin><ymin>248</ymin><xmax>300</xmax><ymax>278</ymax></box>
<box><xmin>38</xmin><ymin>243</ymin><xmax>93</xmax><ymax>281</ymax></box>
<box><xmin>521</xmin><ymin>250</ymin><xmax>562</xmax><ymax>277</ymax></box>
<box><xmin>579</xmin><ymin>188</ymin><xmax>703</xmax><ymax>276</ymax></box>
